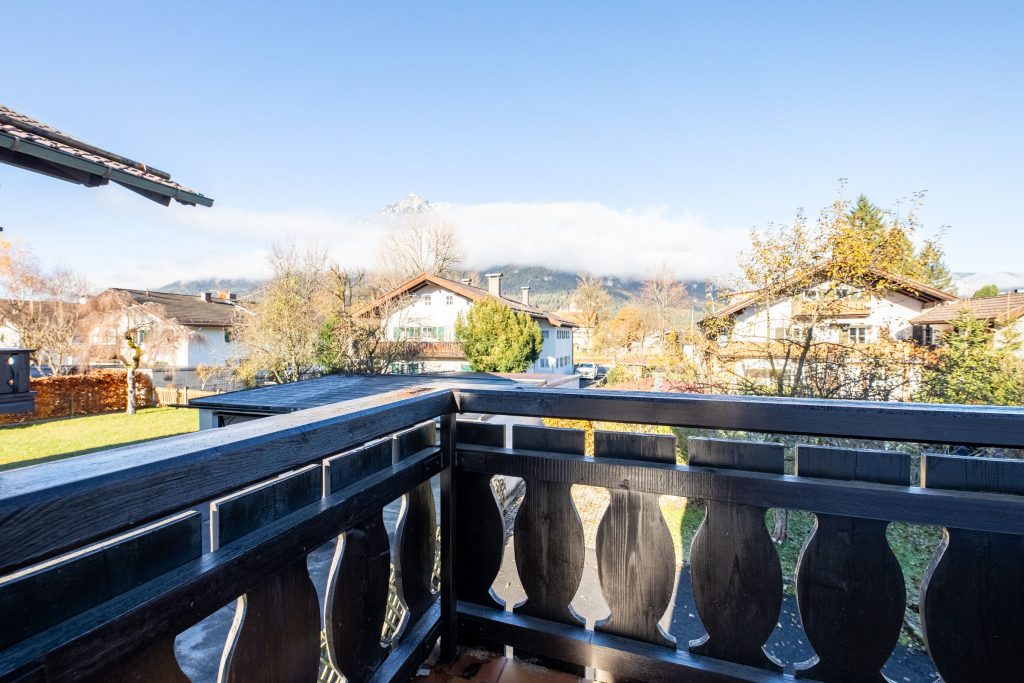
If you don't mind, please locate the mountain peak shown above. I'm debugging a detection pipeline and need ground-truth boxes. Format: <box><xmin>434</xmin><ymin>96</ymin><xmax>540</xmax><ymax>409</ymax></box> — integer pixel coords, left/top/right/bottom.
<box><xmin>380</xmin><ymin>194</ymin><xmax>433</xmax><ymax>215</ymax></box>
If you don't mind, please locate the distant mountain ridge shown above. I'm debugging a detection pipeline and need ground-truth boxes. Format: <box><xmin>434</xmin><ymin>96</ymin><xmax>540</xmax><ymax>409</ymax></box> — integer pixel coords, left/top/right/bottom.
<box><xmin>157</xmin><ymin>278</ymin><xmax>264</xmax><ymax>297</ymax></box>
<box><xmin>160</xmin><ymin>265</ymin><xmax>707</xmax><ymax>312</ymax></box>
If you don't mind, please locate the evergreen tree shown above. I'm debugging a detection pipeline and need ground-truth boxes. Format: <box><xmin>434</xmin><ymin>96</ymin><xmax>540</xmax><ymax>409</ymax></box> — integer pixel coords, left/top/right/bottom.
<box><xmin>972</xmin><ymin>284</ymin><xmax>1000</xmax><ymax>298</ymax></box>
<box><xmin>916</xmin><ymin>238</ymin><xmax>956</xmax><ymax>292</ymax></box>
<box><xmin>455</xmin><ymin>298</ymin><xmax>542</xmax><ymax>372</ymax></box>
<box><xmin>839</xmin><ymin>195</ymin><xmax>920</xmax><ymax>277</ymax></box>
<box><xmin>916</xmin><ymin>312</ymin><xmax>1024</xmax><ymax>405</ymax></box>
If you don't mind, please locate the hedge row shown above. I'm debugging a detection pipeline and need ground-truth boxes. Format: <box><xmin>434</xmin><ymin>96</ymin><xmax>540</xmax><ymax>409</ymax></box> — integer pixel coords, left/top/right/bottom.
<box><xmin>0</xmin><ymin>371</ymin><xmax>153</xmax><ymax>425</ymax></box>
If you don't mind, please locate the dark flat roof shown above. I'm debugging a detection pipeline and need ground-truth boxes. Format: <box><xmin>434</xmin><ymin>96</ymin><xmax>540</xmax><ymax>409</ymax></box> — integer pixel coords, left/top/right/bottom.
<box><xmin>188</xmin><ymin>372</ymin><xmax>570</xmax><ymax>414</ymax></box>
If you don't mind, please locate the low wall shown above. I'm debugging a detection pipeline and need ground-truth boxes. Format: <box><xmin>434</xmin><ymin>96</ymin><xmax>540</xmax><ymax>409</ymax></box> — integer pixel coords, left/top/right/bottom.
<box><xmin>0</xmin><ymin>371</ymin><xmax>153</xmax><ymax>425</ymax></box>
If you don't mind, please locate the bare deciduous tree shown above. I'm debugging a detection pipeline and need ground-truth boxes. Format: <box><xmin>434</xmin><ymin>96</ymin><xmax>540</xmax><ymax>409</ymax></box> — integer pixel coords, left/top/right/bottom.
<box><xmin>81</xmin><ymin>290</ymin><xmax>192</xmax><ymax>414</ymax></box>
<box><xmin>378</xmin><ymin>213</ymin><xmax>465</xmax><ymax>287</ymax></box>
<box><xmin>233</xmin><ymin>242</ymin><xmax>328</xmax><ymax>385</ymax></box>
<box><xmin>0</xmin><ymin>238</ymin><xmax>87</xmax><ymax>375</ymax></box>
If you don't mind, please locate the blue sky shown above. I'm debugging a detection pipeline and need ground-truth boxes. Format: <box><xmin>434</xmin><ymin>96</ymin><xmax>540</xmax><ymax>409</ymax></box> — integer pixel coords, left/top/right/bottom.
<box><xmin>2</xmin><ymin>1</ymin><xmax>1022</xmax><ymax>286</ymax></box>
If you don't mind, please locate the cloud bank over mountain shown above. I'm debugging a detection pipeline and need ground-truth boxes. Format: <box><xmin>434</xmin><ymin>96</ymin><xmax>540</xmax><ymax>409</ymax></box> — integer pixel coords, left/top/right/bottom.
<box><xmin>151</xmin><ymin>194</ymin><xmax>744</xmax><ymax>287</ymax></box>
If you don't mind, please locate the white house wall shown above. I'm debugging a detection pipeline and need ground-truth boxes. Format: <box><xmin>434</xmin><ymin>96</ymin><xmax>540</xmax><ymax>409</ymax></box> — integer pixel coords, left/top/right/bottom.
<box><xmin>383</xmin><ymin>284</ymin><xmax>575</xmax><ymax>374</ymax></box>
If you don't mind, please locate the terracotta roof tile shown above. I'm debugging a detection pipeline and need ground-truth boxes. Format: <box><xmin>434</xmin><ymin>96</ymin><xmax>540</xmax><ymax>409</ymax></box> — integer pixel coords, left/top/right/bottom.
<box><xmin>911</xmin><ymin>292</ymin><xmax>1024</xmax><ymax>325</ymax></box>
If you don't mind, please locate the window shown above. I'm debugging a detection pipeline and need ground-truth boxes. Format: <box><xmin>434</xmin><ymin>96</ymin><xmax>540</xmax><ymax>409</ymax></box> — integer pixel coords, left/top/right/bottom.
<box><xmin>541</xmin><ymin>330</ymin><xmax>549</xmax><ymax>340</ymax></box>
<box><xmin>445</xmin><ymin>294</ymin><xmax>454</xmax><ymax>305</ymax></box>
<box><xmin>422</xmin><ymin>294</ymin><xmax>431</xmax><ymax>306</ymax></box>
<box><xmin>773</xmin><ymin>327</ymin><xmax>788</xmax><ymax>340</ymax></box>
<box><xmin>847</xmin><ymin>325</ymin><xmax>870</xmax><ymax>344</ymax></box>
<box><xmin>224</xmin><ymin>329</ymin><xmax>233</xmax><ymax>343</ymax></box>
<box><xmin>555</xmin><ymin>329</ymin><xmax>571</xmax><ymax>340</ymax></box>
<box><xmin>539</xmin><ymin>358</ymin><xmax>549</xmax><ymax>368</ymax></box>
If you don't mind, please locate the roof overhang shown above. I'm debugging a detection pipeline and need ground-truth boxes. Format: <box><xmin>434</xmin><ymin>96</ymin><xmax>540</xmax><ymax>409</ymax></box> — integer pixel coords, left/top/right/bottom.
<box><xmin>0</xmin><ymin>130</ymin><xmax>212</xmax><ymax>207</ymax></box>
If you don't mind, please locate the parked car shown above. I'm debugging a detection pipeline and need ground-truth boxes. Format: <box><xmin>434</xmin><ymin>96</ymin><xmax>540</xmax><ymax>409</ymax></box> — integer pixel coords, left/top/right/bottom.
<box><xmin>575</xmin><ymin>362</ymin><xmax>598</xmax><ymax>379</ymax></box>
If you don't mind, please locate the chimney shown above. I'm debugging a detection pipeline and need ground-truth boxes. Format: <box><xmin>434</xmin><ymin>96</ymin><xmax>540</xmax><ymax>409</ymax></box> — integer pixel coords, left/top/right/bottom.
<box><xmin>199</xmin><ymin>292</ymin><xmax>213</xmax><ymax>303</ymax></box>
<box><xmin>521</xmin><ymin>286</ymin><xmax>531</xmax><ymax>306</ymax></box>
<box><xmin>486</xmin><ymin>272</ymin><xmax>503</xmax><ymax>297</ymax></box>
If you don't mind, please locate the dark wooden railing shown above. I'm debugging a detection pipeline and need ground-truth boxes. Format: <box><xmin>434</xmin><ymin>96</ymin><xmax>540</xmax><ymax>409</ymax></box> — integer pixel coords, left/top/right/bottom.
<box><xmin>0</xmin><ymin>349</ymin><xmax>33</xmax><ymax>414</ymax></box>
<box><xmin>1</xmin><ymin>386</ymin><xmax>1023</xmax><ymax>682</ymax></box>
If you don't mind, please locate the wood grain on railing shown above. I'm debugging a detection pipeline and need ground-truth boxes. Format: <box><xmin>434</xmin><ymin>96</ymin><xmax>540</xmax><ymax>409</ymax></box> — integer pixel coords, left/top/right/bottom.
<box><xmin>393</xmin><ymin>423</ymin><xmax>439</xmax><ymax>636</ymax></box>
<box><xmin>454</xmin><ymin>421</ymin><xmax>506</xmax><ymax>610</ymax></box>
<box><xmin>594</xmin><ymin>431</ymin><xmax>677</xmax><ymax>649</ymax></box>
<box><xmin>323</xmin><ymin>440</ymin><xmax>393</xmax><ymax>683</ymax></box>
<box><xmin>211</xmin><ymin>464</ymin><xmax>322</xmax><ymax>683</ymax></box>
<box><xmin>512</xmin><ymin>424</ymin><xmax>587</xmax><ymax>626</ymax></box>
<box><xmin>920</xmin><ymin>454</ymin><xmax>1024</xmax><ymax>682</ymax></box>
<box><xmin>688</xmin><ymin>438</ymin><xmax>783</xmax><ymax>670</ymax></box>
<box><xmin>793</xmin><ymin>446</ymin><xmax>909</xmax><ymax>682</ymax></box>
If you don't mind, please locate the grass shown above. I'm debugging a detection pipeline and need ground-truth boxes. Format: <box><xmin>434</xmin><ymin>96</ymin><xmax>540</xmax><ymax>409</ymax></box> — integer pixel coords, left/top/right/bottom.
<box><xmin>0</xmin><ymin>408</ymin><xmax>199</xmax><ymax>470</ymax></box>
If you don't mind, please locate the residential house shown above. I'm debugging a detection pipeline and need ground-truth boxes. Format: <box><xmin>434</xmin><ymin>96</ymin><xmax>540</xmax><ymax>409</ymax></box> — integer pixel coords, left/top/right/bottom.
<box><xmin>701</xmin><ymin>268</ymin><xmax>957</xmax><ymax>390</ymax></box>
<box><xmin>354</xmin><ymin>272</ymin><xmax>578</xmax><ymax>374</ymax></box>
<box><xmin>84</xmin><ymin>289</ymin><xmax>247</xmax><ymax>389</ymax></box>
<box><xmin>910</xmin><ymin>291</ymin><xmax>1024</xmax><ymax>355</ymax></box>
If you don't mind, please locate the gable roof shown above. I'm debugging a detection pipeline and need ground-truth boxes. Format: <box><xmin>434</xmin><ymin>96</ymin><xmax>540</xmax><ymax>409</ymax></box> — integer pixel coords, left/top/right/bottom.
<box><xmin>707</xmin><ymin>266</ymin><xmax>957</xmax><ymax>320</ymax></box>
<box><xmin>107</xmin><ymin>289</ymin><xmax>245</xmax><ymax>327</ymax></box>
<box><xmin>353</xmin><ymin>273</ymin><xmax>577</xmax><ymax>327</ymax></box>
<box><xmin>911</xmin><ymin>292</ymin><xmax>1024</xmax><ymax>325</ymax></box>
<box><xmin>0</xmin><ymin>104</ymin><xmax>212</xmax><ymax>207</ymax></box>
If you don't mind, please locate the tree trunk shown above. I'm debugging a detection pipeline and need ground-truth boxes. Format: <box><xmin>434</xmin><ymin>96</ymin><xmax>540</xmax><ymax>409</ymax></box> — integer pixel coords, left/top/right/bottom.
<box><xmin>126</xmin><ymin>370</ymin><xmax>137</xmax><ymax>415</ymax></box>
<box><xmin>771</xmin><ymin>508</ymin><xmax>789</xmax><ymax>542</ymax></box>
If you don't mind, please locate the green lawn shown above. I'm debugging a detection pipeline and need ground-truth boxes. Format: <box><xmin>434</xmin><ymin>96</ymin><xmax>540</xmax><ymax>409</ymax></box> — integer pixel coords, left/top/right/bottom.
<box><xmin>0</xmin><ymin>408</ymin><xmax>199</xmax><ymax>470</ymax></box>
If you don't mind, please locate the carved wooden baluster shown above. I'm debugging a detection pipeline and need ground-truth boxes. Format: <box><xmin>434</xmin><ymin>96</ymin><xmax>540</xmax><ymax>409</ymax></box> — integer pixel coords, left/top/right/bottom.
<box><xmin>322</xmin><ymin>439</ymin><xmax>393</xmax><ymax>683</ymax></box>
<box><xmin>455</xmin><ymin>420</ymin><xmax>507</xmax><ymax>609</ymax></box>
<box><xmin>512</xmin><ymin>424</ymin><xmax>586</xmax><ymax>626</ymax></box>
<box><xmin>392</xmin><ymin>422</ymin><xmax>438</xmax><ymax>634</ymax></box>
<box><xmin>687</xmin><ymin>437</ymin><xmax>783</xmax><ymax>671</ymax></box>
<box><xmin>793</xmin><ymin>445</ymin><xmax>909</xmax><ymax>682</ymax></box>
<box><xmin>0</xmin><ymin>511</ymin><xmax>201</xmax><ymax>682</ymax></box>
<box><xmin>594</xmin><ymin>430</ymin><xmax>677</xmax><ymax>648</ymax></box>
<box><xmin>920</xmin><ymin>454</ymin><xmax>1024</xmax><ymax>682</ymax></box>
<box><xmin>212</xmin><ymin>464</ymin><xmax>322</xmax><ymax>683</ymax></box>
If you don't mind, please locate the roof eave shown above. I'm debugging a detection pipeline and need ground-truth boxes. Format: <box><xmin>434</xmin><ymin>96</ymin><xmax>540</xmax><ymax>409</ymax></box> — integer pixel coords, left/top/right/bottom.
<box><xmin>0</xmin><ymin>130</ymin><xmax>213</xmax><ymax>207</ymax></box>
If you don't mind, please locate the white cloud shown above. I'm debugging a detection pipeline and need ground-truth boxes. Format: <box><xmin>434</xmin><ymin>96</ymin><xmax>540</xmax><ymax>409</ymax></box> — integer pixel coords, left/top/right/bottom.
<box><xmin>30</xmin><ymin>196</ymin><xmax>744</xmax><ymax>287</ymax></box>
<box><xmin>437</xmin><ymin>200</ymin><xmax>743</xmax><ymax>280</ymax></box>
<box><xmin>164</xmin><ymin>199</ymin><xmax>743</xmax><ymax>282</ymax></box>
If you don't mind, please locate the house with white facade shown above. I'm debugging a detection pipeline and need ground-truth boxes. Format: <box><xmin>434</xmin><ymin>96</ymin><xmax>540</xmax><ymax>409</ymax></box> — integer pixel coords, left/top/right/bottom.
<box><xmin>700</xmin><ymin>268</ymin><xmax>958</xmax><ymax>389</ymax></box>
<box><xmin>84</xmin><ymin>289</ymin><xmax>248</xmax><ymax>389</ymax></box>
<box><xmin>354</xmin><ymin>272</ymin><xmax>577</xmax><ymax>374</ymax></box>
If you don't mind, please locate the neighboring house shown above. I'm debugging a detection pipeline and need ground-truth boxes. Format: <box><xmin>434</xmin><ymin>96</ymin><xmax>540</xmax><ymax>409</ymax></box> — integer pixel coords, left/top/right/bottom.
<box><xmin>84</xmin><ymin>289</ymin><xmax>248</xmax><ymax>388</ymax></box>
<box><xmin>354</xmin><ymin>272</ymin><xmax>578</xmax><ymax>374</ymax></box>
<box><xmin>910</xmin><ymin>291</ymin><xmax>1024</xmax><ymax>356</ymax></box>
<box><xmin>0</xmin><ymin>299</ymin><xmax>84</xmax><ymax>372</ymax></box>
<box><xmin>701</xmin><ymin>268</ymin><xmax>957</xmax><ymax>387</ymax></box>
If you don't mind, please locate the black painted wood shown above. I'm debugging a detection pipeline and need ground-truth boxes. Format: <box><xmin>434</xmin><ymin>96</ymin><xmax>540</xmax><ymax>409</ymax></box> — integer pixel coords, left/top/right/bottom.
<box><xmin>511</xmin><ymin>424</ymin><xmax>587</xmax><ymax>626</ymax></box>
<box><xmin>457</xmin><ymin>602</ymin><xmax>790</xmax><ymax>683</ymax></box>
<box><xmin>0</xmin><ymin>388</ymin><xmax>454</xmax><ymax>576</ymax></box>
<box><xmin>0</xmin><ymin>511</ymin><xmax>200</xmax><ymax>650</ymax></box>
<box><xmin>211</xmin><ymin>464</ymin><xmax>324</xmax><ymax>683</ymax></box>
<box><xmin>323</xmin><ymin>441</ymin><xmax>394</xmax><ymax>682</ymax></box>
<box><xmin>393</xmin><ymin>423</ymin><xmax>439</xmax><ymax>631</ymax></box>
<box><xmin>456</xmin><ymin>446</ymin><xmax>1024</xmax><ymax>535</ymax></box>
<box><xmin>688</xmin><ymin>438</ymin><xmax>783</xmax><ymax>671</ymax></box>
<box><xmin>0</xmin><ymin>446</ymin><xmax>442</xmax><ymax>683</ymax></box>
<box><xmin>456</xmin><ymin>387</ymin><xmax>1024</xmax><ymax>448</ymax></box>
<box><xmin>0</xmin><ymin>511</ymin><xmax>200</xmax><ymax>682</ymax></box>
<box><xmin>594</xmin><ymin>431</ymin><xmax>677</xmax><ymax>648</ymax></box>
<box><xmin>793</xmin><ymin>446</ymin><xmax>909</xmax><ymax>682</ymax></box>
<box><xmin>453</xmin><ymin>420</ymin><xmax>506</xmax><ymax>610</ymax></box>
<box><xmin>920</xmin><ymin>454</ymin><xmax>1024</xmax><ymax>683</ymax></box>
<box><xmin>439</xmin><ymin>414</ymin><xmax>459</xmax><ymax>663</ymax></box>
<box><xmin>368</xmin><ymin>601</ymin><xmax>441</xmax><ymax>683</ymax></box>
